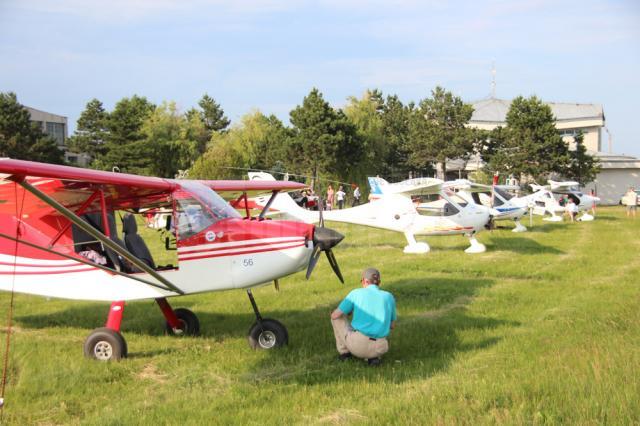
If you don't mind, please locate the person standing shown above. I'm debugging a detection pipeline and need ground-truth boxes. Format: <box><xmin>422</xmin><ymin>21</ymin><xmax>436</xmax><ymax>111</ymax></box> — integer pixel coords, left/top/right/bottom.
<box><xmin>336</xmin><ymin>185</ymin><xmax>346</xmax><ymax>209</ymax></box>
<box><xmin>624</xmin><ymin>187</ymin><xmax>638</xmax><ymax>218</ymax></box>
<box><xmin>331</xmin><ymin>268</ymin><xmax>396</xmax><ymax>366</ymax></box>
<box><xmin>352</xmin><ymin>185</ymin><xmax>361</xmax><ymax>207</ymax></box>
<box><xmin>326</xmin><ymin>184</ymin><xmax>335</xmax><ymax>211</ymax></box>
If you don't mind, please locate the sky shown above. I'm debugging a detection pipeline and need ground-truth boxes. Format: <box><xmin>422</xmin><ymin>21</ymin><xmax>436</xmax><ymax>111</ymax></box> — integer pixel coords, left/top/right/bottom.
<box><xmin>1</xmin><ymin>0</ymin><xmax>639</xmax><ymax>156</ymax></box>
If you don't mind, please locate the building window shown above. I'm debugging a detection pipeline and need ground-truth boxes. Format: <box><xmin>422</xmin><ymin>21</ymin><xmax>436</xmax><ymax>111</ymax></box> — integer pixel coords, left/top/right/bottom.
<box><xmin>45</xmin><ymin>122</ymin><xmax>65</xmax><ymax>146</ymax></box>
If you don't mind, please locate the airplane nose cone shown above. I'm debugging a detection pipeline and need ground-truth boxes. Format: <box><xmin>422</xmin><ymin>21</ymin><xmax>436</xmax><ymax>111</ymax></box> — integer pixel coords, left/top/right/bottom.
<box><xmin>313</xmin><ymin>227</ymin><xmax>344</xmax><ymax>251</ymax></box>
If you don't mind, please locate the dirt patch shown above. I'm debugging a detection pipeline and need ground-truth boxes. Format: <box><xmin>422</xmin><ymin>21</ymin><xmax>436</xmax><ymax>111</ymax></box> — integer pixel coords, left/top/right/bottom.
<box><xmin>136</xmin><ymin>363</ymin><xmax>168</xmax><ymax>383</ymax></box>
<box><xmin>315</xmin><ymin>408</ymin><xmax>366</xmax><ymax>424</ymax></box>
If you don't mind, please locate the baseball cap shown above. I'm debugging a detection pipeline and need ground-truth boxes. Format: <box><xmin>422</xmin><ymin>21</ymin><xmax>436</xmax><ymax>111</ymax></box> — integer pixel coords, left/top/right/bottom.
<box><xmin>362</xmin><ymin>267</ymin><xmax>381</xmax><ymax>284</ymax></box>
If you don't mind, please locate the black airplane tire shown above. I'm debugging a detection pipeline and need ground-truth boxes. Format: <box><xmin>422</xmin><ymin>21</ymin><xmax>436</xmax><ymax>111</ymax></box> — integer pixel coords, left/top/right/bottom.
<box><xmin>248</xmin><ymin>319</ymin><xmax>288</xmax><ymax>350</ymax></box>
<box><xmin>84</xmin><ymin>327</ymin><xmax>127</xmax><ymax>361</ymax></box>
<box><xmin>166</xmin><ymin>308</ymin><xmax>200</xmax><ymax>336</ymax></box>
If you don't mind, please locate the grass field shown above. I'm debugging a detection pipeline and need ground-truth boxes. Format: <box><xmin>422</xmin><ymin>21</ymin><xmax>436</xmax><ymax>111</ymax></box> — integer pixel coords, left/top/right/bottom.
<box><xmin>0</xmin><ymin>207</ymin><xmax>639</xmax><ymax>424</ymax></box>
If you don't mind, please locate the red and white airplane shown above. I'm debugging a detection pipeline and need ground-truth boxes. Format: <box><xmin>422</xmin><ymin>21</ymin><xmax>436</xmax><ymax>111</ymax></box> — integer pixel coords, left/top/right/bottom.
<box><xmin>0</xmin><ymin>159</ymin><xmax>344</xmax><ymax>361</ymax></box>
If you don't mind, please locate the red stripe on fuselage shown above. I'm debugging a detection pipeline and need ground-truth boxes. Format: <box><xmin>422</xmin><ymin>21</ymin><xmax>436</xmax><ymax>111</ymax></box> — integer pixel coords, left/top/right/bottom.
<box><xmin>0</xmin><ymin>267</ymin><xmax>97</xmax><ymax>275</ymax></box>
<box><xmin>177</xmin><ymin>237</ymin><xmax>304</xmax><ymax>255</ymax></box>
<box><xmin>178</xmin><ymin>242</ymin><xmax>306</xmax><ymax>262</ymax></box>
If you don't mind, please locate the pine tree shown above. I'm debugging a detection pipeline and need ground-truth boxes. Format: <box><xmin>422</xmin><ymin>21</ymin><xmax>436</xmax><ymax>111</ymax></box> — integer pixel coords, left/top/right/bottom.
<box><xmin>0</xmin><ymin>92</ymin><xmax>64</xmax><ymax>164</ymax></box>
<box><xmin>198</xmin><ymin>94</ymin><xmax>230</xmax><ymax>135</ymax></box>
<box><xmin>408</xmin><ymin>86</ymin><xmax>474</xmax><ymax>179</ymax></box>
<box><xmin>501</xmin><ymin>96</ymin><xmax>570</xmax><ymax>181</ymax></box>
<box><xmin>92</xmin><ymin>95</ymin><xmax>155</xmax><ymax>174</ymax></box>
<box><xmin>289</xmin><ymin>88</ymin><xmax>362</xmax><ymax>184</ymax></box>
<box><xmin>567</xmin><ymin>130</ymin><xmax>600</xmax><ymax>185</ymax></box>
<box><xmin>66</xmin><ymin>98</ymin><xmax>109</xmax><ymax>162</ymax></box>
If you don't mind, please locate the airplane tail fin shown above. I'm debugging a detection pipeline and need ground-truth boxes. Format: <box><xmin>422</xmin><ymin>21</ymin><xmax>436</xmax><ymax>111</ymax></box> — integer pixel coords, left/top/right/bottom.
<box><xmin>530</xmin><ymin>183</ymin><xmax>546</xmax><ymax>192</ymax></box>
<box><xmin>367</xmin><ymin>176</ymin><xmax>389</xmax><ymax>196</ymax></box>
<box><xmin>248</xmin><ymin>172</ymin><xmax>317</xmax><ymax>223</ymax></box>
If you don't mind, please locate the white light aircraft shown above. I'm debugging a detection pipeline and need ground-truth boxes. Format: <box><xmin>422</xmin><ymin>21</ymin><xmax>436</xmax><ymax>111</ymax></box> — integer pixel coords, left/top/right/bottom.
<box><xmin>529</xmin><ymin>180</ymin><xmax>599</xmax><ymax>222</ymax></box>
<box><xmin>247</xmin><ymin>173</ymin><xmax>492</xmax><ymax>254</ymax></box>
<box><xmin>439</xmin><ymin>180</ymin><xmax>529</xmax><ymax>232</ymax></box>
<box><xmin>0</xmin><ymin>159</ymin><xmax>345</xmax><ymax>361</ymax></box>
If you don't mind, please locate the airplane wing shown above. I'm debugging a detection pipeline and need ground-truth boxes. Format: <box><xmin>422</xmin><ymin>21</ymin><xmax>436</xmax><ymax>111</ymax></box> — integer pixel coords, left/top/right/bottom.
<box><xmin>367</xmin><ymin>176</ymin><xmax>443</xmax><ymax>197</ymax></box>
<box><xmin>200</xmin><ymin>180</ymin><xmax>307</xmax><ymax>201</ymax></box>
<box><xmin>0</xmin><ymin>158</ymin><xmax>176</xmax><ymax>217</ymax></box>
<box><xmin>0</xmin><ymin>159</ymin><xmax>188</xmax><ymax>300</ymax></box>
<box><xmin>548</xmin><ymin>180</ymin><xmax>580</xmax><ymax>193</ymax></box>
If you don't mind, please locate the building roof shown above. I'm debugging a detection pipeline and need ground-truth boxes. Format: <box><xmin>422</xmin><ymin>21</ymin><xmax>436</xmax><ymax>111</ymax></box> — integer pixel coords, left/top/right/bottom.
<box><xmin>24</xmin><ymin>106</ymin><xmax>67</xmax><ymax>122</ymax></box>
<box><xmin>469</xmin><ymin>97</ymin><xmax>604</xmax><ymax>124</ymax></box>
<box><xmin>592</xmin><ymin>151</ymin><xmax>640</xmax><ymax>169</ymax></box>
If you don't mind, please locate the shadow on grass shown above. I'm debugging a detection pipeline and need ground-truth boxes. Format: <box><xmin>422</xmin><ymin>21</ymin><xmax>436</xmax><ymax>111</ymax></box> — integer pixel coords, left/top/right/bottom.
<box><xmin>16</xmin><ymin>277</ymin><xmax>517</xmax><ymax>384</ymax></box>
<box><xmin>245</xmin><ymin>277</ymin><xmax>519</xmax><ymax>385</ymax></box>
<box><xmin>486</xmin><ymin>236</ymin><xmax>565</xmax><ymax>255</ymax></box>
<box><xmin>590</xmin><ymin>214</ymin><xmax>621</xmax><ymax>222</ymax></box>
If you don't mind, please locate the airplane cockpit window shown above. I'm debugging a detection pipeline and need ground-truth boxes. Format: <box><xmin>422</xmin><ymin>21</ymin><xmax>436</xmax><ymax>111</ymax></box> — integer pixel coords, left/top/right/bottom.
<box><xmin>442</xmin><ymin>202</ymin><xmax>459</xmax><ymax>216</ymax></box>
<box><xmin>494</xmin><ymin>187</ymin><xmax>514</xmax><ymax>202</ymax></box>
<box><xmin>446</xmin><ymin>191</ymin><xmax>468</xmax><ymax>208</ymax></box>
<box><xmin>175</xmin><ymin>181</ymin><xmax>240</xmax><ymax>239</ymax></box>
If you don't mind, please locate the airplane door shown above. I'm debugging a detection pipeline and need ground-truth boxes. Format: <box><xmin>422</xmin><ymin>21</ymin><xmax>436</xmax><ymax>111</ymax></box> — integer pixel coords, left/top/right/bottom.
<box><xmin>173</xmin><ymin>192</ymin><xmax>234</xmax><ymax>292</ymax></box>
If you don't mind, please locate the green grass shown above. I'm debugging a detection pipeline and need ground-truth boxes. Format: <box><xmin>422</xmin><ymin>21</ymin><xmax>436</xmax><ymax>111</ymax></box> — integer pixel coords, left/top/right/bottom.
<box><xmin>0</xmin><ymin>207</ymin><xmax>639</xmax><ymax>424</ymax></box>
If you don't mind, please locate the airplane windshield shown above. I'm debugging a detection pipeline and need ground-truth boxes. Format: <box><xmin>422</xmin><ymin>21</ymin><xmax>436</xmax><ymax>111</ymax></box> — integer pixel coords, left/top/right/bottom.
<box><xmin>174</xmin><ymin>181</ymin><xmax>240</xmax><ymax>239</ymax></box>
<box><xmin>494</xmin><ymin>187</ymin><xmax>514</xmax><ymax>201</ymax></box>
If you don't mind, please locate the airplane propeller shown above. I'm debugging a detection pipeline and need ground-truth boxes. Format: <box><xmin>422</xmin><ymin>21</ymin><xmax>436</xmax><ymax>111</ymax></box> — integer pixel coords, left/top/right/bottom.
<box><xmin>306</xmin><ymin>197</ymin><xmax>345</xmax><ymax>283</ymax></box>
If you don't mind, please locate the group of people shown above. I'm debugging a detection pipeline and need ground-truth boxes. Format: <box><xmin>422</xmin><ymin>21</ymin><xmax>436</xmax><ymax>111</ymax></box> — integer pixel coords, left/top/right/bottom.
<box><xmin>324</xmin><ymin>183</ymin><xmax>361</xmax><ymax>210</ymax></box>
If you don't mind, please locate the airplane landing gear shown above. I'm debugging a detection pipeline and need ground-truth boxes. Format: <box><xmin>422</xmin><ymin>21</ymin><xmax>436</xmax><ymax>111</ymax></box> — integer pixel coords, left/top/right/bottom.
<box><xmin>578</xmin><ymin>213</ymin><xmax>594</xmax><ymax>221</ymax></box>
<box><xmin>512</xmin><ymin>219</ymin><xmax>527</xmax><ymax>233</ymax></box>
<box><xmin>403</xmin><ymin>232</ymin><xmax>430</xmax><ymax>254</ymax></box>
<box><xmin>84</xmin><ymin>301</ymin><xmax>128</xmax><ymax>361</ymax></box>
<box><xmin>246</xmin><ymin>290</ymin><xmax>289</xmax><ymax>350</ymax></box>
<box><xmin>543</xmin><ymin>215</ymin><xmax>563</xmax><ymax>222</ymax></box>
<box><xmin>157</xmin><ymin>298</ymin><xmax>200</xmax><ymax>336</ymax></box>
<box><xmin>84</xmin><ymin>327</ymin><xmax>127</xmax><ymax>361</ymax></box>
<box><xmin>465</xmin><ymin>234</ymin><xmax>486</xmax><ymax>254</ymax></box>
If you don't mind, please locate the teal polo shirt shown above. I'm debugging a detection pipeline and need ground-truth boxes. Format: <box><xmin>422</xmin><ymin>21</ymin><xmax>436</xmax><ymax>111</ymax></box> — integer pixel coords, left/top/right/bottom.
<box><xmin>338</xmin><ymin>285</ymin><xmax>397</xmax><ymax>338</ymax></box>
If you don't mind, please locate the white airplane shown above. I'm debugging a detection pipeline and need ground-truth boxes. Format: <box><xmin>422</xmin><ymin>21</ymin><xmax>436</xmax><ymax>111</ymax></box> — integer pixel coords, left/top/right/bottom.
<box><xmin>435</xmin><ymin>180</ymin><xmax>529</xmax><ymax>232</ymax></box>
<box><xmin>530</xmin><ymin>181</ymin><xmax>599</xmax><ymax>222</ymax></box>
<box><xmin>247</xmin><ymin>173</ymin><xmax>492</xmax><ymax>254</ymax></box>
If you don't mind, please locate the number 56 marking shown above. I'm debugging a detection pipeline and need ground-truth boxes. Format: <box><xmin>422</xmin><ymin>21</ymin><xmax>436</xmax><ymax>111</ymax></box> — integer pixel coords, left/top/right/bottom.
<box><xmin>242</xmin><ymin>258</ymin><xmax>254</xmax><ymax>267</ymax></box>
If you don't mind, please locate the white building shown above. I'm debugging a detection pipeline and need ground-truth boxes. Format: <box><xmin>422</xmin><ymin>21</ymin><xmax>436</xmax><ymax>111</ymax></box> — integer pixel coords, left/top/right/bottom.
<box><xmin>452</xmin><ymin>97</ymin><xmax>639</xmax><ymax>205</ymax></box>
<box><xmin>26</xmin><ymin>106</ymin><xmax>90</xmax><ymax>166</ymax></box>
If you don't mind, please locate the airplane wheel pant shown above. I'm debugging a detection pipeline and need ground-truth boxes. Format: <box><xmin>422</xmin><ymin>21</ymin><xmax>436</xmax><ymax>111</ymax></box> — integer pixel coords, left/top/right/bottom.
<box><xmin>248</xmin><ymin>319</ymin><xmax>288</xmax><ymax>350</ymax></box>
<box><xmin>84</xmin><ymin>327</ymin><xmax>127</xmax><ymax>361</ymax></box>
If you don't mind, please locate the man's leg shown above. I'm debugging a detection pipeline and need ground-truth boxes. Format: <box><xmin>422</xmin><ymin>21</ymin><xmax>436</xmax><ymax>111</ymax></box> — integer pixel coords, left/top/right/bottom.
<box><xmin>331</xmin><ymin>316</ymin><xmax>350</xmax><ymax>354</ymax></box>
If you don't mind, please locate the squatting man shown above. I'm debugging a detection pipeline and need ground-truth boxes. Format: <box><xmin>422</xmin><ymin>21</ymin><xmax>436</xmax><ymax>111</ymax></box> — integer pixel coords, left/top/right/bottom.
<box><xmin>330</xmin><ymin>267</ymin><xmax>397</xmax><ymax>366</ymax></box>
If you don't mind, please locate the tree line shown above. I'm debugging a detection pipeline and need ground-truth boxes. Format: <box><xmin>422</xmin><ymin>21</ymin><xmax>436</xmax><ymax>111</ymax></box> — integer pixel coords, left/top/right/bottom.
<box><xmin>0</xmin><ymin>88</ymin><xmax>599</xmax><ymax>190</ymax></box>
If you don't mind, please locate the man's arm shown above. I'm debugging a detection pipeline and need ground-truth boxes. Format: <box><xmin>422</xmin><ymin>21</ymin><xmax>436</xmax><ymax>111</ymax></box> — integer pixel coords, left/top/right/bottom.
<box><xmin>331</xmin><ymin>308</ymin><xmax>345</xmax><ymax>320</ymax></box>
<box><xmin>390</xmin><ymin>320</ymin><xmax>396</xmax><ymax>330</ymax></box>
